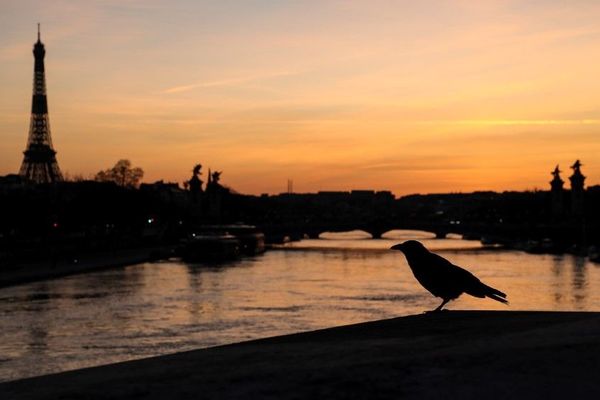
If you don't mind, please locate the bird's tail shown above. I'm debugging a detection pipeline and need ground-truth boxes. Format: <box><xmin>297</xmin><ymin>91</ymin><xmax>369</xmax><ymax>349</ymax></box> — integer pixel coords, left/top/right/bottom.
<box><xmin>483</xmin><ymin>283</ymin><xmax>508</xmax><ymax>304</ymax></box>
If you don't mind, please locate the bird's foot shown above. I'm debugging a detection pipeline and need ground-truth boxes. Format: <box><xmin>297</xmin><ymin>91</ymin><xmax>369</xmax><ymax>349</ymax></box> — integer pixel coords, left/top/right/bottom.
<box><xmin>423</xmin><ymin>309</ymin><xmax>450</xmax><ymax>314</ymax></box>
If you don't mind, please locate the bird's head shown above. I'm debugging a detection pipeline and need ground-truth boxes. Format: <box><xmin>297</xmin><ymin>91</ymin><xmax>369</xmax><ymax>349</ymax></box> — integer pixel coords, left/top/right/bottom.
<box><xmin>390</xmin><ymin>240</ymin><xmax>426</xmax><ymax>255</ymax></box>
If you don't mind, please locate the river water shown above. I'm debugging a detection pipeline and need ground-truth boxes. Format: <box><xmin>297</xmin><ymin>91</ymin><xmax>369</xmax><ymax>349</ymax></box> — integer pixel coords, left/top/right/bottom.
<box><xmin>1</xmin><ymin>230</ymin><xmax>599</xmax><ymax>382</ymax></box>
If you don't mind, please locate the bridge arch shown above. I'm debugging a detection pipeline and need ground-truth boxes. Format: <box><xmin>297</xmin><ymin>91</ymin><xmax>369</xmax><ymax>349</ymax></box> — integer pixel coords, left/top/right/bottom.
<box><xmin>318</xmin><ymin>230</ymin><xmax>372</xmax><ymax>240</ymax></box>
<box><xmin>311</xmin><ymin>228</ymin><xmax>452</xmax><ymax>240</ymax></box>
<box><xmin>376</xmin><ymin>229</ymin><xmax>438</xmax><ymax>240</ymax></box>
<box><xmin>267</xmin><ymin>224</ymin><xmax>468</xmax><ymax>242</ymax></box>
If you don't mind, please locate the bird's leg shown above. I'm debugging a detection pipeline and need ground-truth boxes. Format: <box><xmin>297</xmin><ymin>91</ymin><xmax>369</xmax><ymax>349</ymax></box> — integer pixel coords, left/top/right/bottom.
<box><xmin>432</xmin><ymin>298</ymin><xmax>450</xmax><ymax>312</ymax></box>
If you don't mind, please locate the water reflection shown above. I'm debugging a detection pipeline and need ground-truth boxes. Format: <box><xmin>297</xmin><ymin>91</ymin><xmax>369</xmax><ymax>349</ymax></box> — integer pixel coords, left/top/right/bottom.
<box><xmin>1</xmin><ymin>234</ymin><xmax>599</xmax><ymax>382</ymax></box>
<box><xmin>551</xmin><ymin>255</ymin><xmax>566</xmax><ymax>306</ymax></box>
<box><xmin>572</xmin><ymin>256</ymin><xmax>587</xmax><ymax>308</ymax></box>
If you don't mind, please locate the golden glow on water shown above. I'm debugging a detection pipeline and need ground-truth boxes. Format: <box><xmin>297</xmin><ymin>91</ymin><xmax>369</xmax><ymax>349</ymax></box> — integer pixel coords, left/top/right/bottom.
<box><xmin>1</xmin><ymin>235</ymin><xmax>599</xmax><ymax>381</ymax></box>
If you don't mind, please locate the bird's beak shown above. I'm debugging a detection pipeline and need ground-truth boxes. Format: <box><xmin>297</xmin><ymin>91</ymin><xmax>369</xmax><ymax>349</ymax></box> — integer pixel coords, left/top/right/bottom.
<box><xmin>390</xmin><ymin>244</ymin><xmax>404</xmax><ymax>251</ymax></box>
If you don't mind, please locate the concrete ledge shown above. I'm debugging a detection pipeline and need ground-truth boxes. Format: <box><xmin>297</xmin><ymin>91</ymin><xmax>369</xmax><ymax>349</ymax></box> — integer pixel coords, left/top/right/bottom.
<box><xmin>1</xmin><ymin>311</ymin><xmax>599</xmax><ymax>399</ymax></box>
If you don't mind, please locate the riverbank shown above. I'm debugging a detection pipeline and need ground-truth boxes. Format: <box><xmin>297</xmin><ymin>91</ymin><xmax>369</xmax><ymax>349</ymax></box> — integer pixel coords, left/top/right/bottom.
<box><xmin>2</xmin><ymin>311</ymin><xmax>599</xmax><ymax>399</ymax></box>
<box><xmin>0</xmin><ymin>245</ymin><xmax>176</xmax><ymax>288</ymax></box>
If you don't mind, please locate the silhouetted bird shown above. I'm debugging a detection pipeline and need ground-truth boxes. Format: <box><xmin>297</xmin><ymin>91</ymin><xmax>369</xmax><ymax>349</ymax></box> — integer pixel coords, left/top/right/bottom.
<box><xmin>390</xmin><ymin>240</ymin><xmax>508</xmax><ymax>312</ymax></box>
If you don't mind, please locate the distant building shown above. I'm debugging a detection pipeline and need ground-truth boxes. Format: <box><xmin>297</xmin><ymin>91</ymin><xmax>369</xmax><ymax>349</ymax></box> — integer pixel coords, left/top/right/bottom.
<box><xmin>0</xmin><ymin>174</ymin><xmax>29</xmax><ymax>194</ymax></box>
<box><xmin>351</xmin><ymin>190</ymin><xmax>376</xmax><ymax>197</ymax></box>
<box><xmin>140</xmin><ymin>180</ymin><xmax>187</xmax><ymax>206</ymax></box>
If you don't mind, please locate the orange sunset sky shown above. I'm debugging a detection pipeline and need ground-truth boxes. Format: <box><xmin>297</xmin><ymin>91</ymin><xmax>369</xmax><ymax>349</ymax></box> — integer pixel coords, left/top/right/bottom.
<box><xmin>1</xmin><ymin>0</ymin><xmax>600</xmax><ymax>195</ymax></box>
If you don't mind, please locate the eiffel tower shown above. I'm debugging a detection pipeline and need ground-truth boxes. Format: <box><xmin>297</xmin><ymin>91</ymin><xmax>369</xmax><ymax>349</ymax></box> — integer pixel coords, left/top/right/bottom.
<box><xmin>19</xmin><ymin>24</ymin><xmax>63</xmax><ymax>183</ymax></box>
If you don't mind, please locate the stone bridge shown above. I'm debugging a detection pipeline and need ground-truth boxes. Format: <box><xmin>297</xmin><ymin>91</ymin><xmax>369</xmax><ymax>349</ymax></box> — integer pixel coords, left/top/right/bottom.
<box><xmin>259</xmin><ymin>220</ymin><xmax>470</xmax><ymax>241</ymax></box>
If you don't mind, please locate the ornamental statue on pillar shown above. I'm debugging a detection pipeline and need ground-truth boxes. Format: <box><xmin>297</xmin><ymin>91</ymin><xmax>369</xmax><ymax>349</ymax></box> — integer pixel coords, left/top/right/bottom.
<box><xmin>569</xmin><ymin>160</ymin><xmax>585</xmax><ymax>217</ymax></box>
<box><xmin>549</xmin><ymin>165</ymin><xmax>564</xmax><ymax>218</ymax></box>
<box><xmin>187</xmin><ymin>164</ymin><xmax>204</xmax><ymax>200</ymax></box>
<box><xmin>206</xmin><ymin>169</ymin><xmax>224</xmax><ymax>219</ymax></box>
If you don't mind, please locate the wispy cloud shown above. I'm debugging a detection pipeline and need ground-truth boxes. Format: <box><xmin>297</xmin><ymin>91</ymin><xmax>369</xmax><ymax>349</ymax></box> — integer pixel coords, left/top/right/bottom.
<box><xmin>163</xmin><ymin>71</ymin><xmax>299</xmax><ymax>94</ymax></box>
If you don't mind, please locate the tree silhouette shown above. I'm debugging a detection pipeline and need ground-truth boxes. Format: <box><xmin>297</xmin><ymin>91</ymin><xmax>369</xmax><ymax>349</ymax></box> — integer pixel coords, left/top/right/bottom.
<box><xmin>95</xmin><ymin>159</ymin><xmax>144</xmax><ymax>188</ymax></box>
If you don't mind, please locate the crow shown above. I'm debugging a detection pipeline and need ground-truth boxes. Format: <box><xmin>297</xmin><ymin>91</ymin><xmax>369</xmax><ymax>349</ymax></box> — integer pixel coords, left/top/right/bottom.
<box><xmin>390</xmin><ymin>240</ymin><xmax>508</xmax><ymax>312</ymax></box>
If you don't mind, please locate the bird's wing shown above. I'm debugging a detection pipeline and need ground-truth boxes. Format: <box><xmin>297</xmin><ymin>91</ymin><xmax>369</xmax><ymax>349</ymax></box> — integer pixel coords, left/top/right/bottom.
<box><xmin>410</xmin><ymin>252</ymin><xmax>469</xmax><ymax>298</ymax></box>
<box><xmin>426</xmin><ymin>253</ymin><xmax>485</xmax><ymax>293</ymax></box>
<box><xmin>423</xmin><ymin>251</ymin><xmax>508</xmax><ymax>304</ymax></box>
<box><xmin>427</xmin><ymin>252</ymin><xmax>464</xmax><ymax>276</ymax></box>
